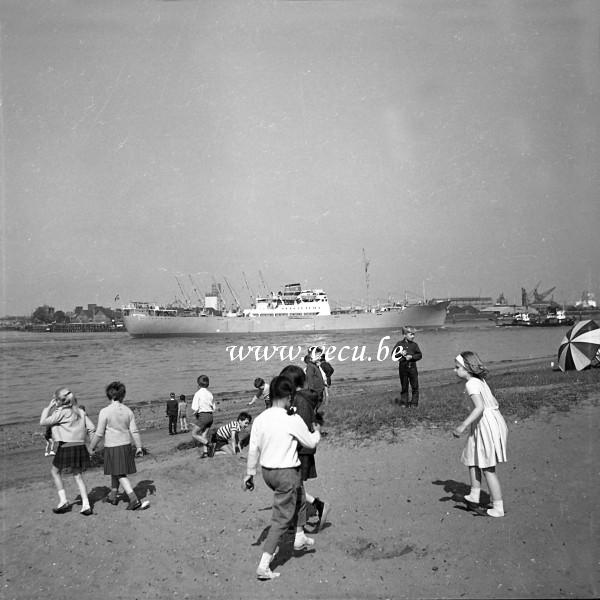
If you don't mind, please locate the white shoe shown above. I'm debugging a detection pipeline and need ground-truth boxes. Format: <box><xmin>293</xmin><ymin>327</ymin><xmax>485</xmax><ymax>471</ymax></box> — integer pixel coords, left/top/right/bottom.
<box><xmin>293</xmin><ymin>535</ymin><xmax>315</xmax><ymax>551</ymax></box>
<box><xmin>464</xmin><ymin>491</ymin><xmax>480</xmax><ymax>504</ymax></box>
<box><xmin>487</xmin><ymin>500</ymin><xmax>504</xmax><ymax>517</ymax></box>
<box><xmin>256</xmin><ymin>566</ymin><xmax>280</xmax><ymax>580</ymax></box>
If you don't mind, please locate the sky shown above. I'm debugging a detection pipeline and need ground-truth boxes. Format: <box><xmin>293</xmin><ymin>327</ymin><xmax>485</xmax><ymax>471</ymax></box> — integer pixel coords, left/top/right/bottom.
<box><xmin>1</xmin><ymin>0</ymin><xmax>599</xmax><ymax>316</ymax></box>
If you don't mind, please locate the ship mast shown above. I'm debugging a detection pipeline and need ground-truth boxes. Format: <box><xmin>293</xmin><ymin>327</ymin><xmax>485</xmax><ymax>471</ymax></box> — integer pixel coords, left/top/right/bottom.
<box><xmin>362</xmin><ymin>248</ymin><xmax>370</xmax><ymax>309</ymax></box>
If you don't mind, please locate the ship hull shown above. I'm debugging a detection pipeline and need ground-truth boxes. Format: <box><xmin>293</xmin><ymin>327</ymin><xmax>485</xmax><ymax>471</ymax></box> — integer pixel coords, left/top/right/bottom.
<box><xmin>124</xmin><ymin>302</ymin><xmax>449</xmax><ymax>337</ymax></box>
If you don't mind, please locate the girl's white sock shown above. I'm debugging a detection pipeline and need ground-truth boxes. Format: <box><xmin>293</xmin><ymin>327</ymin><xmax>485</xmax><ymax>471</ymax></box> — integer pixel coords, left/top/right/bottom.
<box><xmin>58</xmin><ymin>489</ymin><xmax>67</xmax><ymax>506</ymax></box>
<box><xmin>487</xmin><ymin>500</ymin><xmax>504</xmax><ymax>517</ymax></box>
<box><xmin>258</xmin><ymin>552</ymin><xmax>272</xmax><ymax>570</ymax></box>
<box><xmin>295</xmin><ymin>530</ymin><xmax>307</xmax><ymax>542</ymax></box>
<box><xmin>464</xmin><ymin>487</ymin><xmax>481</xmax><ymax>503</ymax></box>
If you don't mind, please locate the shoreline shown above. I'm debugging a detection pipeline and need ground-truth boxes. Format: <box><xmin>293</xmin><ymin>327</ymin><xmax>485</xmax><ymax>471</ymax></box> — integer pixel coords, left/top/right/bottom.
<box><xmin>0</xmin><ymin>356</ymin><xmax>554</xmax><ymax>447</ymax></box>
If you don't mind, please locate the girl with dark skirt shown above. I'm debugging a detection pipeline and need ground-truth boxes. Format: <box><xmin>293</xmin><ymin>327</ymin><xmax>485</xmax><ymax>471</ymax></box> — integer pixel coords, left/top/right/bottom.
<box><xmin>40</xmin><ymin>388</ymin><xmax>96</xmax><ymax>515</ymax></box>
<box><xmin>280</xmin><ymin>365</ymin><xmax>331</xmax><ymax>532</ymax></box>
<box><xmin>89</xmin><ymin>381</ymin><xmax>149</xmax><ymax>511</ymax></box>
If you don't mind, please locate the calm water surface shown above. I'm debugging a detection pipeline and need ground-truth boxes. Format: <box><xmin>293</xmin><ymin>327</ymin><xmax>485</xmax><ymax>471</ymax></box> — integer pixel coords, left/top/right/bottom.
<box><xmin>0</xmin><ymin>321</ymin><xmax>566</xmax><ymax>425</ymax></box>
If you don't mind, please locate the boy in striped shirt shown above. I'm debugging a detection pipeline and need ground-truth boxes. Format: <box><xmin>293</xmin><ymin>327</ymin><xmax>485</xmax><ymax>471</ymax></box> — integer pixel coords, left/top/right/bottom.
<box><xmin>212</xmin><ymin>412</ymin><xmax>252</xmax><ymax>455</ymax></box>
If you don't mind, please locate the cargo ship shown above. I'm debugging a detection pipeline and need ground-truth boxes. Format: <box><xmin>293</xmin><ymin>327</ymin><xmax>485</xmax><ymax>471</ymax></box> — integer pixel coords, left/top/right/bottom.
<box><xmin>122</xmin><ymin>283</ymin><xmax>449</xmax><ymax>337</ymax></box>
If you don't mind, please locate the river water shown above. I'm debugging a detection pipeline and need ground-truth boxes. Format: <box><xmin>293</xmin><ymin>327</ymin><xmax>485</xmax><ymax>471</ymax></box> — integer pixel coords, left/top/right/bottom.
<box><xmin>0</xmin><ymin>320</ymin><xmax>568</xmax><ymax>425</ymax></box>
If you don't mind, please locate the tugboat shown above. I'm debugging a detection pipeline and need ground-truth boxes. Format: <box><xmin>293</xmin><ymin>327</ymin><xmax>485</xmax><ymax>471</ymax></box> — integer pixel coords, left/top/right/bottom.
<box><xmin>495</xmin><ymin>312</ymin><xmax>533</xmax><ymax>327</ymax></box>
<box><xmin>496</xmin><ymin>307</ymin><xmax>573</xmax><ymax>327</ymax></box>
<box><xmin>530</xmin><ymin>307</ymin><xmax>574</xmax><ymax>327</ymax></box>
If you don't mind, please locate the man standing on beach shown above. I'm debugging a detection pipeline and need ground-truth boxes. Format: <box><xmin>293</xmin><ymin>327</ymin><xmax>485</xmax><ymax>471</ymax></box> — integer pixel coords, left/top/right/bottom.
<box><xmin>304</xmin><ymin>347</ymin><xmax>326</xmax><ymax>409</ymax></box>
<box><xmin>392</xmin><ymin>327</ymin><xmax>422</xmax><ymax>407</ymax></box>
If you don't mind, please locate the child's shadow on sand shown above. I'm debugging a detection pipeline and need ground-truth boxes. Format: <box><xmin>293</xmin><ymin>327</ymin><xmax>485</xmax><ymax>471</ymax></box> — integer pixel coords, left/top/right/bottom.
<box><xmin>134</xmin><ymin>480</ymin><xmax>156</xmax><ymax>500</ymax></box>
<box><xmin>84</xmin><ymin>481</ymin><xmax>156</xmax><ymax>507</ymax></box>
<box><xmin>250</xmin><ymin>526</ymin><xmax>315</xmax><ymax>569</ymax></box>
<box><xmin>87</xmin><ymin>486</ymin><xmax>111</xmax><ymax>506</ymax></box>
<box><xmin>432</xmin><ymin>479</ymin><xmax>490</xmax><ymax>513</ymax></box>
<box><xmin>251</xmin><ymin>526</ymin><xmax>270</xmax><ymax>547</ymax></box>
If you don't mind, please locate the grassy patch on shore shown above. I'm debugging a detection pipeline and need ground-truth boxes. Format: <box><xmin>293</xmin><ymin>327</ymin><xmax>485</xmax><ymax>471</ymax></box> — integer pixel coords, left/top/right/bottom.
<box><xmin>325</xmin><ymin>365</ymin><xmax>600</xmax><ymax>442</ymax></box>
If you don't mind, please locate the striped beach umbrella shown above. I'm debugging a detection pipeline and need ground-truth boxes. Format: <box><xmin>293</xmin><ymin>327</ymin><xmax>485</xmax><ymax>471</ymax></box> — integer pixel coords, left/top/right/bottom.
<box><xmin>557</xmin><ymin>319</ymin><xmax>600</xmax><ymax>371</ymax></box>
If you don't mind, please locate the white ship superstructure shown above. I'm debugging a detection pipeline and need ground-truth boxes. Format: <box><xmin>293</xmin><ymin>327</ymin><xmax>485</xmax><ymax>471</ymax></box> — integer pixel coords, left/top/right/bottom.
<box><xmin>244</xmin><ymin>283</ymin><xmax>331</xmax><ymax>317</ymax></box>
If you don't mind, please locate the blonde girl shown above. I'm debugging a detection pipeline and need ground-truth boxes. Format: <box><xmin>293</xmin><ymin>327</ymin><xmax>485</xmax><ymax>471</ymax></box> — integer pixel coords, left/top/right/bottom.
<box><xmin>40</xmin><ymin>387</ymin><xmax>96</xmax><ymax>515</ymax></box>
<box><xmin>452</xmin><ymin>351</ymin><xmax>508</xmax><ymax>517</ymax></box>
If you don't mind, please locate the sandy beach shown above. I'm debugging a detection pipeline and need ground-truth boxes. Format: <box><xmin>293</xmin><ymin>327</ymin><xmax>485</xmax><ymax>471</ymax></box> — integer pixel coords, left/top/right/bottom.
<box><xmin>1</xmin><ymin>360</ymin><xmax>599</xmax><ymax>600</ymax></box>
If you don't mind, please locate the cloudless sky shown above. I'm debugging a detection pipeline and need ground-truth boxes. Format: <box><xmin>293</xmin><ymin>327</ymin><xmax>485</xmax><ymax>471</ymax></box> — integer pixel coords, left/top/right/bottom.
<box><xmin>1</xmin><ymin>0</ymin><xmax>599</xmax><ymax>315</ymax></box>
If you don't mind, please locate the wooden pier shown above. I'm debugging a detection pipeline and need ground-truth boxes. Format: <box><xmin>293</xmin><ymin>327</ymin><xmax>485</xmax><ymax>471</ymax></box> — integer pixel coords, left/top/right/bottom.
<box><xmin>24</xmin><ymin>323</ymin><xmax>126</xmax><ymax>333</ymax></box>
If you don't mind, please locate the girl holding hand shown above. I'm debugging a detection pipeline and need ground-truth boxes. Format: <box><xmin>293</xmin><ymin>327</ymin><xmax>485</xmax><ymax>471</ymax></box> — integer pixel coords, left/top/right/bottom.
<box><xmin>40</xmin><ymin>388</ymin><xmax>95</xmax><ymax>515</ymax></box>
<box><xmin>89</xmin><ymin>381</ymin><xmax>149</xmax><ymax>511</ymax></box>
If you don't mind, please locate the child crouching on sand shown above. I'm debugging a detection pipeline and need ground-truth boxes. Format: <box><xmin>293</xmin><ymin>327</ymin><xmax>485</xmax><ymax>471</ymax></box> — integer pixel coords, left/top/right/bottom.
<box><xmin>248</xmin><ymin>377</ymin><xmax>270</xmax><ymax>408</ymax></box>
<box><xmin>212</xmin><ymin>412</ymin><xmax>252</xmax><ymax>456</ymax></box>
<box><xmin>452</xmin><ymin>351</ymin><xmax>508</xmax><ymax>517</ymax></box>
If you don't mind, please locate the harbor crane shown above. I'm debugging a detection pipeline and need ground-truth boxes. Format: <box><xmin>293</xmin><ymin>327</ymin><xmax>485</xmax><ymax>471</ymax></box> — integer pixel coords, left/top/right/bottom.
<box><xmin>188</xmin><ymin>274</ymin><xmax>204</xmax><ymax>306</ymax></box>
<box><xmin>175</xmin><ymin>276</ymin><xmax>191</xmax><ymax>307</ymax></box>
<box><xmin>258</xmin><ymin>270</ymin><xmax>270</xmax><ymax>296</ymax></box>
<box><xmin>522</xmin><ymin>282</ymin><xmax>557</xmax><ymax>308</ymax></box>
<box><xmin>532</xmin><ymin>282</ymin><xmax>556</xmax><ymax>303</ymax></box>
<box><xmin>223</xmin><ymin>276</ymin><xmax>242</xmax><ymax>312</ymax></box>
<box><xmin>242</xmin><ymin>271</ymin><xmax>255</xmax><ymax>304</ymax></box>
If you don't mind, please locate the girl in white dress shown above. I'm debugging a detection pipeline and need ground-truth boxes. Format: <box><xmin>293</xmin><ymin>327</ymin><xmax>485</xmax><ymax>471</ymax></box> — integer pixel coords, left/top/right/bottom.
<box><xmin>452</xmin><ymin>351</ymin><xmax>508</xmax><ymax>517</ymax></box>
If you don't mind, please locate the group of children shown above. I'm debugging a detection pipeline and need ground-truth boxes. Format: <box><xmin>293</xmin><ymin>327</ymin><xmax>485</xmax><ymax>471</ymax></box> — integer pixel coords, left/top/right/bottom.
<box><xmin>165</xmin><ymin>392</ymin><xmax>189</xmax><ymax>435</ymax></box>
<box><xmin>168</xmin><ymin>349</ymin><xmax>335</xmax><ymax>462</ymax></box>
<box><xmin>242</xmin><ymin>347</ymin><xmax>508</xmax><ymax>580</ymax></box>
<box><xmin>41</xmin><ymin>344</ymin><xmax>508</xmax><ymax>580</ymax></box>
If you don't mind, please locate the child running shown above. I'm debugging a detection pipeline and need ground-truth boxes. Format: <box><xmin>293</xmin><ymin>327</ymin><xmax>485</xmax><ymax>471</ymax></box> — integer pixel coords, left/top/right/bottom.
<box><xmin>212</xmin><ymin>412</ymin><xmax>252</xmax><ymax>455</ymax></box>
<box><xmin>89</xmin><ymin>381</ymin><xmax>149</xmax><ymax>511</ymax></box>
<box><xmin>40</xmin><ymin>387</ymin><xmax>96</xmax><ymax>515</ymax></box>
<box><xmin>243</xmin><ymin>376</ymin><xmax>321</xmax><ymax>580</ymax></box>
<box><xmin>452</xmin><ymin>351</ymin><xmax>508</xmax><ymax>517</ymax></box>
